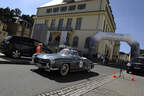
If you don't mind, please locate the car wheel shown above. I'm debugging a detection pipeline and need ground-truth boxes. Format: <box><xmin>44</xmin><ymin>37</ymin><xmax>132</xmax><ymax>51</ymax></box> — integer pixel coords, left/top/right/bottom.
<box><xmin>85</xmin><ymin>66</ymin><xmax>91</xmax><ymax>72</ymax></box>
<box><xmin>60</xmin><ymin>64</ymin><xmax>69</xmax><ymax>76</ymax></box>
<box><xmin>11</xmin><ymin>50</ymin><xmax>21</xmax><ymax>58</ymax></box>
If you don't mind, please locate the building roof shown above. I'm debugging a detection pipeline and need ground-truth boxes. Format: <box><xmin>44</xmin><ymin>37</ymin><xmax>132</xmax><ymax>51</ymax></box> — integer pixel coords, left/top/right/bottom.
<box><xmin>39</xmin><ymin>0</ymin><xmax>64</xmax><ymax>8</ymax></box>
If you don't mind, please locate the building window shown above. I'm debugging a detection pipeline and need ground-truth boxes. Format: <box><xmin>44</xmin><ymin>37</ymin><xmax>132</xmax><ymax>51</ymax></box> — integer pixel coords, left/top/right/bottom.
<box><xmin>46</xmin><ymin>8</ymin><xmax>52</xmax><ymax>13</ymax></box>
<box><xmin>69</xmin><ymin>5</ymin><xmax>76</xmax><ymax>11</ymax></box>
<box><xmin>66</xmin><ymin>18</ymin><xmax>72</xmax><ymax>30</ymax></box>
<box><xmin>65</xmin><ymin>34</ymin><xmax>70</xmax><ymax>45</ymax></box>
<box><xmin>53</xmin><ymin>7</ymin><xmax>59</xmax><ymax>12</ymax></box>
<box><xmin>60</xmin><ymin>6</ymin><xmax>67</xmax><ymax>12</ymax></box>
<box><xmin>84</xmin><ymin>37</ymin><xmax>90</xmax><ymax>48</ymax></box>
<box><xmin>75</xmin><ymin>18</ymin><xmax>82</xmax><ymax>30</ymax></box>
<box><xmin>72</xmin><ymin>36</ymin><xmax>79</xmax><ymax>47</ymax></box>
<box><xmin>45</xmin><ymin>20</ymin><xmax>49</xmax><ymax>25</ymax></box>
<box><xmin>50</xmin><ymin>19</ymin><xmax>56</xmax><ymax>29</ymax></box>
<box><xmin>58</xmin><ymin>19</ymin><xmax>64</xmax><ymax>30</ymax></box>
<box><xmin>49</xmin><ymin>33</ymin><xmax>52</xmax><ymax>42</ymax></box>
<box><xmin>78</xmin><ymin>4</ymin><xmax>86</xmax><ymax>10</ymax></box>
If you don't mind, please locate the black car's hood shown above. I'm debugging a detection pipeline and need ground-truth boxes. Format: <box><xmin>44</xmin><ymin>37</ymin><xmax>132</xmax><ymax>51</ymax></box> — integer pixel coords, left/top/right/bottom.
<box><xmin>36</xmin><ymin>53</ymin><xmax>64</xmax><ymax>60</ymax></box>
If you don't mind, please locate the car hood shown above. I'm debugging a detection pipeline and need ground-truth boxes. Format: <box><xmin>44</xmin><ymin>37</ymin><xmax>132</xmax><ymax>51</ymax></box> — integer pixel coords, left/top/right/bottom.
<box><xmin>36</xmin><ymin>53</ymin><xmax>63</xmax><ymax>60</ymax></box>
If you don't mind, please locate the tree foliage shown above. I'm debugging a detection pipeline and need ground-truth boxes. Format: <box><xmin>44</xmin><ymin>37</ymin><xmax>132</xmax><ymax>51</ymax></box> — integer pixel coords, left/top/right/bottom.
<box><xmin>0</xmin><ymin>7</ymin><xmax>34</xmax><ymax>26</ymax></box>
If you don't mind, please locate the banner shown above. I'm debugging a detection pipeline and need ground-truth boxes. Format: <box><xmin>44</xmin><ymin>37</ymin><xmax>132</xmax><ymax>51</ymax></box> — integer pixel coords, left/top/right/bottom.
<box><xmin>60</xmin><ymin>31</ymin><xmax>68</xmax><ymax>44</ymax></box>
<box><xmin>45</xmin><ymin>30</ymin><xmax>50</xmax><ymax>45</ymax></box>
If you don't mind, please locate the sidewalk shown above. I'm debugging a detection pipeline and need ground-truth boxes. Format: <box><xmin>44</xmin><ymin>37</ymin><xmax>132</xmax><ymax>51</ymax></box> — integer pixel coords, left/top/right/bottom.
<box><xmin>83</xmin><ymin>72</ymin><xmax>144</xmax><ymax>96</ymax></box>
<box><xmin>0</xmin><ymin>53</ymin><xmax>32</xmax><ymax>65</ymax></box>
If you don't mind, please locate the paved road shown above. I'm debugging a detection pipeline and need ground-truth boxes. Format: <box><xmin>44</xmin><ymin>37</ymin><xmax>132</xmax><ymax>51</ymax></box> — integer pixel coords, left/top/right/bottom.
<box><xmin>0</xmin><ymin>63</ymin><xmax>121</xmax><ymax>96</ymax></box>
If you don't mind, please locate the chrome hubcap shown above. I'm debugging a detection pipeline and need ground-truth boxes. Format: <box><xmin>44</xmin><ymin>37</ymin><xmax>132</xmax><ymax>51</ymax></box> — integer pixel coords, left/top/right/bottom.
<box><xmin>12</xmin><ymin>50</ymin><xmax>20</xmax><ymax>58</ymax></box>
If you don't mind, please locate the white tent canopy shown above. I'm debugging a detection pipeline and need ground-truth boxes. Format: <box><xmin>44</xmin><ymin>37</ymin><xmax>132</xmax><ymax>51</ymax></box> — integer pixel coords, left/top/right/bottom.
<box><xmin>40</xmin><ymin>0</ymin><xmax>64</xmax><ymax>8</ymax></box>
<box><xmin>89</xmin><ymin>32</ymin><xmax>140</xmax><ymax>58</ymax></box>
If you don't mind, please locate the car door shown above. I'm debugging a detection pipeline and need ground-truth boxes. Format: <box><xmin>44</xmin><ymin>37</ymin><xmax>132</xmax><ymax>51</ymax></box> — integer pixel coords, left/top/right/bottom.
<box><xmin>71</xmin><ymin>53</ymin><xmax>82</xmax><ymax>70</ymax></box>
<box><xmin>11</xmin><ymin>36</ymin><xmax>22</xmax><ymax>50</ymax></box>
<box><xmin>20</xmin><ymin>38</ymin><xmax>35</xmax><ymax>56</ymax></box>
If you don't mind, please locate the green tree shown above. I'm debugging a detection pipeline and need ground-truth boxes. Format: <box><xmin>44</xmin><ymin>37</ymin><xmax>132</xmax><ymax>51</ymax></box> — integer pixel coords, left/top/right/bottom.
<box><xmin>14</xmin><ymin>8</ymin><xmax>21</xmax><ymax>16</ymax></box>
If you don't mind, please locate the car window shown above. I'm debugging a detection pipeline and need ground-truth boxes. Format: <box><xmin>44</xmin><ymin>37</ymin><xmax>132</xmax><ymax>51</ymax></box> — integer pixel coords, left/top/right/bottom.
<box><xmin>11</xmin><ymin>36</ymin><xmax>21</xmax><ymax>43</ymax></box>
<box><xmin>21</xmin><ymin>37</ymin><xmax>34</xmax><ymax>46</ymax></box>
<box><xmin>71</xmin><ymin>50</ymin><xmax>79</xmax><ymax>56</ymax></box>
<box><xmin>4</xmin><ymin>36</ymin><xmax>12</xmax><ymax>41</ymax></box>
<box><xmin>59</xmin><ymin>49</ymin><xmax>71</xmax><ymax>55</ymax></box>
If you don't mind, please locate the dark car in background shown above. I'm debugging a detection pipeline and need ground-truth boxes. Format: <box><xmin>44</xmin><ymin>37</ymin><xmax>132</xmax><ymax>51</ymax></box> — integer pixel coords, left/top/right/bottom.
<box><xmin>0</xmin><ymin>36</ymin><xmax>52</xmax><ymax>58</ymax></box>
<box><xmin>126</xmin><ymin>56</ymin><xmax>144</xmax><ymax>73</ymax></box>
<box><xmin>32</xmin><ymin>48</ymin><xmax>94</xmax><ymax>76</ymax></box>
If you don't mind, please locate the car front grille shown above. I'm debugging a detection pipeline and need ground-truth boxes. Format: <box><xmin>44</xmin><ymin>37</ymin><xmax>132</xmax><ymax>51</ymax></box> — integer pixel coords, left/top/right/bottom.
<box><xmin>34</xmin><ymin>57</ymin><xmax>50</xmax><ymax>66</ymax></box>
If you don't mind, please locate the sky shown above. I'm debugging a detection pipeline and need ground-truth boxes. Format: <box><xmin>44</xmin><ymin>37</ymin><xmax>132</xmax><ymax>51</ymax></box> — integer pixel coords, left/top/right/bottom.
<box><xmin>0</xmin><ymin>0</ymin><xmax>144</xmax><ymax>53</ymax></box>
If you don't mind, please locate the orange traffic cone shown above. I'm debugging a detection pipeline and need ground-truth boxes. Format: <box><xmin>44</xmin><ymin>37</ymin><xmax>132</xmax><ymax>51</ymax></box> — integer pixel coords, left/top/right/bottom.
<box><xmin>130</xmin><ymin>75</ymin><xmax>135</xmax><ymax>81</ymax></box>
<box><xmin>112</xmin><ymin>72</ymin><xmax>117</xmax><ymax>78</ymax></box>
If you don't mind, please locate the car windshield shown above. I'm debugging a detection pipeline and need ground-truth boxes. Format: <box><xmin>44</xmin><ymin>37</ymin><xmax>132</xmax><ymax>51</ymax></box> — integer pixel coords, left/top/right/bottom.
<box><xmin>132</xmin><ymin>58</ymin><xmax>144</xmax><ymax>63</ymax></box>
<box><xmin>59</xmin><ymin>49</ymin><xmax>79</xmax><ymax>56</ymax></box>
<box><xmin>59</xmin><ymin>49</ymin><xmax>71</xmax><ymax>55</ymax></box>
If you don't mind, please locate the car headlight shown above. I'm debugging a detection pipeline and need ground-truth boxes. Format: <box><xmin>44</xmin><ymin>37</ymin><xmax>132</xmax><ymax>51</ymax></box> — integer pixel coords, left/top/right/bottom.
<box><xmin>79</xmin><ymin>60</ymin><xmax>83</xmax><ymax>68</ymax></box>
<box><xmin>50</xmin><ymin>59</ymin><xmax>55</xmax><ymax>64</ymax></box>
<box><xmin>127</xmin><ymin>63</ymin><xmax>131</xmax><ymax>67</ymax></box>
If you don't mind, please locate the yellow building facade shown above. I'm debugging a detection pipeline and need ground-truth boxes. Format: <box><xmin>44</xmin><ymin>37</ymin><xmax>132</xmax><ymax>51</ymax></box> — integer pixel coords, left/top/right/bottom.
<box><xmin>0</xmin><ymin>20</ymin><xmax>8</xmax><ymax>42</ymax></box>
<box><xmin>32</xmin><ymin>0</ymin><xmax>117</xmax><ymax>60</ymax></box>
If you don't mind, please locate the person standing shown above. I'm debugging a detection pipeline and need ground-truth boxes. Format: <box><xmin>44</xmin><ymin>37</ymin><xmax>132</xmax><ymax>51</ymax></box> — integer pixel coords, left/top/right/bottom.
<box><xmin>36</xmin><ymin>43</ymin><xmax>43</xmax><ymax>53</ymax></box>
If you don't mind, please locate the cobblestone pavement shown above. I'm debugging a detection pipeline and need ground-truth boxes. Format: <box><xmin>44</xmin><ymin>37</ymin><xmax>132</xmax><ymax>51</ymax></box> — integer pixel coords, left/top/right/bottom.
<box><xmin>83</xmin><ymin>87</ymin><xmax>124</xmax><ymax>96</ymax></box>
<box><xmin>35</xmin><ymin>75</ymin><xmax>115</xmax><ymax>96</ymax></box>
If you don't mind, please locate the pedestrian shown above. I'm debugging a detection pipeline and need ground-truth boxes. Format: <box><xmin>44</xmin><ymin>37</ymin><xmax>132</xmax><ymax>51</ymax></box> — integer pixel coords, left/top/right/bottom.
<box><xmin>105</xmin><ymin>56</ymin><xmax>109</xmax><ymax>64</ymax></box>
<box><xmin>119</xmin><ymin>60</ymin><xmax>125</xmax><ymax>79</ymax></box>
<box><xmin>36</xmin><ymin>43</ymin><xmax>43</xmax><ymax>53</ymax></box>
<box><xmin>101</xmin><ymin>56</ymin><xmax>105</xmax><ymax>64</ymax></box>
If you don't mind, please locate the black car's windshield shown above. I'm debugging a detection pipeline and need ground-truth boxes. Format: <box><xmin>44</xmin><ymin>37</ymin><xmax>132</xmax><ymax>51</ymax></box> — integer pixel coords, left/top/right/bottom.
<box><xmin>132</xmin><ymin>58</ymin><xmax>144</xmax><ymax>63</ymax></box>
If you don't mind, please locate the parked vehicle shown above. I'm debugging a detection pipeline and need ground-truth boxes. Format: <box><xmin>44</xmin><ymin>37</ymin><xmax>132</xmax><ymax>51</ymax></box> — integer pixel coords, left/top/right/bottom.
<box><xmin>126</xmin><ymin>56</ymin><xmax>144</xmax><ymax>73</ymax></box>
<box><xmin>0</xmin><ymin>36</ymin><xmax>52</xmax><ymax>58</ymax></box>
<box><xmin>32</xmin><ymin>48</ymin><xmax>94</xmax><ymax>76</ymax></box>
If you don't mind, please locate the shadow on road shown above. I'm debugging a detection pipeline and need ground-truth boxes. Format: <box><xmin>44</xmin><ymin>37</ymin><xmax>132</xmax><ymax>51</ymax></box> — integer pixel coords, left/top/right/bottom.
<box><xmin>31</xmin><ymin>69</ymin><xmax>99</xmax><ymax>83</ymax></box>
<box><xmin>0</xmin><ymin>55</ymin><xmax>31</xmax><ymax>65</ymax></box>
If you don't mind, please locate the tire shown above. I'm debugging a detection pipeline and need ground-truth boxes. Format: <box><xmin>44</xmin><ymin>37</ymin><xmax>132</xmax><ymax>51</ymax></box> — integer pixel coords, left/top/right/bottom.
<box><xmin>11</xmin><ymin>50</ymin><xmax>21</xmax><ymax>58</ymax></box>
<box><xmin>59</xmin><ymin>64</ymin><xmax>70</xmax><ymax>76</ymax></box>
<box><xmin>85</xmin><ymin>65</ymin><xmax>91</xmax><ymax>73</ymax></box>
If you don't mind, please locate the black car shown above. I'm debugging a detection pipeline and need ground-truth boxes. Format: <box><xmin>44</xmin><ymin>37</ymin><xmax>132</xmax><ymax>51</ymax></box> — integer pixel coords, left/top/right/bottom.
<box><xmin>126</xmin><ymin>56</ymin><xmax>144</xmax><ymax>73</ymax></box>
<box><xmin>32</xmin><ymin>48</ymin><xmax>94</xmax><ymax>76</ymax></box>
<box><xmin>0</xmin><ymin>36</ymin><xmax>52</xmax><ymax>58</ymax></box>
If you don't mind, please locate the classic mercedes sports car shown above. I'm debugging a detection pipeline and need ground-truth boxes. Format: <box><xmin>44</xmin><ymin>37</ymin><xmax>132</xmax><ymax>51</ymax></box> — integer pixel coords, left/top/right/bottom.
<box><xmin>32</xmin><ymin>48</ymin><xmax>94</xmax><ymax>76</ymax></box>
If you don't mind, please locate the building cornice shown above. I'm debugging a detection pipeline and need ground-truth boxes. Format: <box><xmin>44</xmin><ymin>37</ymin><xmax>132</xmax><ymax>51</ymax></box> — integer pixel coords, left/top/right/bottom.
<box><xmin>34</xmin><ymin>10</ymin><xmax>105</xmax><ymax>18</ymax></box>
